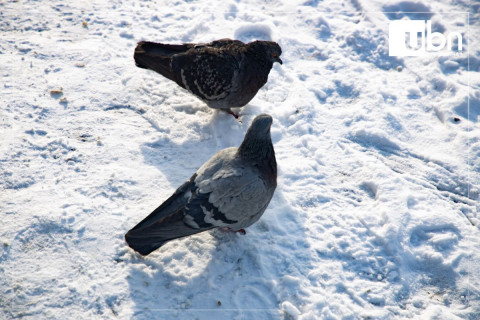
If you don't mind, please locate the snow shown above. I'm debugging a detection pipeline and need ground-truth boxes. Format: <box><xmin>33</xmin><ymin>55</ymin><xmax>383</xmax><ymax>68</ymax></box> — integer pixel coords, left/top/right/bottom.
<box><xmin>1</xmin><ymin>0</ymin><xmax>479</xmax><ymax>319</ymax></box>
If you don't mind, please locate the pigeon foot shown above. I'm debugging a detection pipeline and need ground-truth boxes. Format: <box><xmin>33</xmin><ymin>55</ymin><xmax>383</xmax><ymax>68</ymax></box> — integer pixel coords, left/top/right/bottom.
<box><xmin>236</xmin><ymin>228</ymin><xmax>246</xmax><ymax>235</ymax></box>
<box><xmin>224</xmin><ymin>228</ymin><xmax>246</xmax><ymax>235</ymax></box>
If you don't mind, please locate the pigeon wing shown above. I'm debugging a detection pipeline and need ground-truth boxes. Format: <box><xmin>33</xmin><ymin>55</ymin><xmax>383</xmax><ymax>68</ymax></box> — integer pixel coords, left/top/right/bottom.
<box><xmin>127</xmin><ymin>176</ymin><xmax>195</xmax><ymax>232</ymax></box>
<box><xmin>184</xmin><ymin>159</ymin><xmax>272</xmax><ymax>230</ymax></box>
<box><xmin>206</xmin><ymin>38</ymin><xmax>244</xmax><ymax>48</ymax></box>
<box><xmin>171</xmin><ymin>49</ymin><xmax>240</xmax><ymax>101</ymax></box>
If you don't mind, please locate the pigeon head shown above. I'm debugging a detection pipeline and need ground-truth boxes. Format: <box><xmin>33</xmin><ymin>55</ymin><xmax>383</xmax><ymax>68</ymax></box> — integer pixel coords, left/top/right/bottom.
<box><xmin>239</xmin><ymin>113</ymin><xmax>277</xmax><ymax>182</ymax></box>
<box><xmin>239</xmin><ymin>114</ymin><xmax>274</xmax><ymax>159</ymax></box>
<box><xmin>247</xmin><ymin>113</ymin><xmax>273</xmax><ymax>135</ymax></box>
<box><xmin>249</xmin><ymin>41</ymin><xmax>283</xmax><ymax>66</ymax></box>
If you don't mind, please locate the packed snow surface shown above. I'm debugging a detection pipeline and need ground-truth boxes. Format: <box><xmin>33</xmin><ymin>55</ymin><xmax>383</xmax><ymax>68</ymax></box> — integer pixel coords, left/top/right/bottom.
<box><xmin>1</xmin><ymin>0</ymin><xmax>479</xmax><ymax>319</ymax></box>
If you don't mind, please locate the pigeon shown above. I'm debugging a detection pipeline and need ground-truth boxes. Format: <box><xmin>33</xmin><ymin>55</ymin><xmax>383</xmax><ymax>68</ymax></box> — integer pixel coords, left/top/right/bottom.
<box><xmin>134</xmin><ymin>39</ymin><xmax>282</xmax><ymax>118</ymax></box>
<box><xmin>125</xmin><ymin>114</ymin><xmax>277</xmax><ymax>255</ymax></box>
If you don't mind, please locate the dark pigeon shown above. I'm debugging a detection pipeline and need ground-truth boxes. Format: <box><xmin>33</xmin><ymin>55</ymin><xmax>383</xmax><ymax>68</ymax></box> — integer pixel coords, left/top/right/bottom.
<box><xmin>125</xmin><ymin>114</ymin><xmax>277</xmax><ymax>255</ymax></box>
<box><xmin>134</xmin><ymin>39</ymin><xmax>282</xmax><ymax>118</ymax></box>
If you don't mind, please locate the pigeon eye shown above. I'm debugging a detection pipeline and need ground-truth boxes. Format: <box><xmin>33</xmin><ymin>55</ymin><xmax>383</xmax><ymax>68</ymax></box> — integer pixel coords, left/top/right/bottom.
<box><xmin>272</xmin><ymin>53</ymin><xmax>278</xmax><ymax>58</ymax></box>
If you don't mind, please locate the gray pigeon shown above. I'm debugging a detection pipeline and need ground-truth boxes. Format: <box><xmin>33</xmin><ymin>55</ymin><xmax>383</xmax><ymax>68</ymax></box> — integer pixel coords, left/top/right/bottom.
<box><xmin>134</xmin><ymin>39</ymin><xmax>282</xmax><ymax>118</ymax></box>
<box><xmin>125</xmin><ymin>114</ymin><xmax>277</xmax><ymax>255</ymax></box>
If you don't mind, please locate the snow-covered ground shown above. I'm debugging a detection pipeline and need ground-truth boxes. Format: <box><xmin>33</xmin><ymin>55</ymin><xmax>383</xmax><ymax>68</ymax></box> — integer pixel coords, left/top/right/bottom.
<box><xmin>1</xmin><ymin>0</ymin><xmax>479</xmax><ymax>319</ymax></box>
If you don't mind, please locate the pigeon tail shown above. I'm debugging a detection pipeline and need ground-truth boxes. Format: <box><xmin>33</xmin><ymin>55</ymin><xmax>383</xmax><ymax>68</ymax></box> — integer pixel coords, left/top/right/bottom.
<box><xmin>124</xmin><ymin>233</ymin><xmax>169</xmax><ymax>256</ymax></box>
<box><xmin>125</xmin><ymin>176</ymin><xmax>197</xmax><ymax>255</ymax></box>
<box><xmin>134</xmin><ymin>41</ymin><xmax>192</xmax><ymax>82</ymax></box>
<box><xmin>125</xmin><ymin>207</ymin><xmax>214</xmax><ymax>256</ymax></box>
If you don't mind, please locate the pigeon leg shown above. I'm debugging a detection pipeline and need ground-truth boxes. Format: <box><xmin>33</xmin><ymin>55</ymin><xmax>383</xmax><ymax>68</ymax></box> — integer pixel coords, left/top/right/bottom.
<box><xmin>225</xmin><ymin>109</ymin><xmax>239</xmax><ymax>119</ymax></box>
